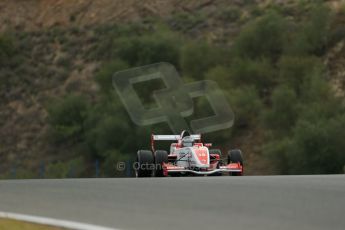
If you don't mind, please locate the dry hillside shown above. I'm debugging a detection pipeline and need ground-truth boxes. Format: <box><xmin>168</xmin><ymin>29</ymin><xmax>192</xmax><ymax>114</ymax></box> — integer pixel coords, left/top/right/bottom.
<box><xmin>0</xmin><ymin>0</ymin><xmax>345</xmax><ymax>176</ymax></box>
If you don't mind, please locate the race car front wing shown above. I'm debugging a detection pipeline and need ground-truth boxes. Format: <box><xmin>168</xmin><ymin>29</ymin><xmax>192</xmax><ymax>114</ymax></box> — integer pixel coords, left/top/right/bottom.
<box><xmin>162</xmin><ymin>163</ymin><xmax>243</xmax><ymax>176</ymax></box>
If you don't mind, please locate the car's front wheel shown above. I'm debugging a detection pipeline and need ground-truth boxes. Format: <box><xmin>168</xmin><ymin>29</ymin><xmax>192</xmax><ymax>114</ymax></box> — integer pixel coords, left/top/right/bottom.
<box><xmin>228</xmin><ymin>149</ymin><xmax>244</xmax><ymax>176</ymax></box>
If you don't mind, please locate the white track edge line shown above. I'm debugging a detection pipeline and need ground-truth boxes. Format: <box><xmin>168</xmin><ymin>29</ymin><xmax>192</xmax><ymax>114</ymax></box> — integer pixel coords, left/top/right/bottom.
<box><xmin>0</xmin><ymin>211</ymin><xmax>119</xmax><ymax>230</ymax></box>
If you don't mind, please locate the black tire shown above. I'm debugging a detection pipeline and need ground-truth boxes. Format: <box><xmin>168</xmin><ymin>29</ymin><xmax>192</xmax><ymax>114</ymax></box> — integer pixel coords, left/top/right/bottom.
<box><xmin>136</xmin><ymin>150</ymin><xmax>154</xmax><ymax>177</ymax></box>
<box><xmin>228</xmin><ymin>149</ymin><xmax>244</xmax><ymax>176</ymax></box>
<box><xmin>209</xmin><ymin>149</ymin><xmax>222</xmax><ymax>176</ymax></box>
<box><xmin>154</xmin><ymin>150</ymin><xmax>168</xmax><ymax>177</ymax></box>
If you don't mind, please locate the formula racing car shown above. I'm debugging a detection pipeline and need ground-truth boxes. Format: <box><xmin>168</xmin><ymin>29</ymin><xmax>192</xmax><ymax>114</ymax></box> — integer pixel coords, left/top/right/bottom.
<box><xmin>135</xmin><ymin>130</ymin><xmax>243</xmax><ymax>177</ymax></box>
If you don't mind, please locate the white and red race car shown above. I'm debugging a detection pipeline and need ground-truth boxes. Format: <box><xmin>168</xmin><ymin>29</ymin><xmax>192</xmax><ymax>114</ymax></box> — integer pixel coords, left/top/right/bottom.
<box><xmin>135</xmin><ymin>130</ymin><xmax>243</xmax><ymax>177</ymax></box>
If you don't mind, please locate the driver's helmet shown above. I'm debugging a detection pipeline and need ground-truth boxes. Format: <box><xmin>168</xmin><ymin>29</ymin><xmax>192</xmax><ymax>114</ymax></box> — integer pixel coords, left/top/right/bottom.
<box><xmin>182</xmin><ymin>136</ymin><xmax>194</xmax><ymax>147</ymax></box>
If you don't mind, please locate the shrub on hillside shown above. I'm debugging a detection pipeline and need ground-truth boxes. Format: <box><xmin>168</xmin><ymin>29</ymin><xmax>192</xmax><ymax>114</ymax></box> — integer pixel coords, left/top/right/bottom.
<box><xmin>230</xmin><ymin>57</ymin><xmax>276</xmax><ymax>91</ymax></box>
<box><xmin>47</xmin><ymin>95</ymin><xmax>89</xmax><ymax>143</ymax></box>
<box><xmin>0</xmin><ymin>35</ymin><xmax>14</xmax><ymax>65</ymax></box>
<box><xmin>95</xmin><ymin>59</ymin><xmax>129</xmax><ymax>94</ymax></box>
<box><xmin>204</xmin><ymin>66</ymin><xmax>232</xmax><ymax>88</ymax></box>
<box><xmin>84</xmin><ymin>110</ymin><xmax>131</xmax><ymax>158</ymax></box>
<box><xmin>263</xmin><ymin>137</ymin><xmax>292</xmax><ymax>174</ymax></box>
<box><xmin>102</xmin><ymin>150</ymin><xmax>131</xmax><ymax>177</ymax></box>
<box><xmin>278</xmin><ymin>56</ymin><xmax>323</xmax><ymax>95</ymax></box>
<box><xmin>262</xmin><ymin>85</ymin><xmax>298</xmax><ymax>135</ymax></box>
<box><xmin>45</xmin><ymin>157</ymin><xmax>85</xmax><ymax>178</ymax></box>
<box><xmin>264</xmin><ymin>115</ymin><xmax>345</xmax><ymax>175</ymax></box>
<box><xmin>288</xmin><ymin>116</ymin><xmax>345</xmax><ymax>174</ymax></box>
<box><xmin>287</xmin><ymin>3</ymin><xmax>331</xmax><ymax>56</ymax></box>
<box><xmin>180</xmin><ymin>41</ymin><xmax>228</xmax><ymax>79</ymax></box>
<box><xmin>228</xmin><ymin>86</ymin><xmax>263</xmax><ymax>129</ymax></box>
<box><xmin>263</xmin><ymin>73</ymin><xmax>345</xmax><ymax>174</ymax></box>
<box><xmin>116</xmin><ymin>32</ymin><xmax>181</xmax><ymax>67</ymax></box>
<box><xmin>233</xmin><ymin>11</ymin><xmax>287</xmax><ymax>60</ymax></box>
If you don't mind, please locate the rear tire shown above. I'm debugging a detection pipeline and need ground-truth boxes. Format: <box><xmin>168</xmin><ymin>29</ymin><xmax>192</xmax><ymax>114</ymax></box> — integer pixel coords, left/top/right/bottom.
<box><xmin>135</xmin><ymin>150</ymin><xmax>154</xmax><ymax>177</ymax></box>
<box><xmin>154</xmin><ymin>150</ymin><xmax>168</xmax><ymax>177</ymax></box>
<box><xmin>228</xmin><ymin>149</ymin><xmax>243</xmax><ymax>176</ymax></box>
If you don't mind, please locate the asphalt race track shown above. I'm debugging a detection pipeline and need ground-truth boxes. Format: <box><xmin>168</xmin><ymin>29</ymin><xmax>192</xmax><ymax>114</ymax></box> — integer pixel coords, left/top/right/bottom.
<box><xmin>0</xmin><ymin>175</ymin><xmax>344</xmax><ymax>230</ymax></box>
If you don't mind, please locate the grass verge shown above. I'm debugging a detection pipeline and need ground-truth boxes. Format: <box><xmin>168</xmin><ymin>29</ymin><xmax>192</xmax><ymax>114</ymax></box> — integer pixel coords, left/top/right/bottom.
<box><xmin>0</xmin><ymin>218</ymin><xmax>63</xmax><ymax>230</ymax></box>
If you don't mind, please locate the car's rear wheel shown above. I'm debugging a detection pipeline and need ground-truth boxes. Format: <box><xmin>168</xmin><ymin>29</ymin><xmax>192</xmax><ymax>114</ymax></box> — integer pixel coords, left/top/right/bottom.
<box><xmin>135</xmin><ymin>150</ymin><xmax>154</xmax><ymax>177</ymax></box>
<box><xmin>154</xmin><ymin>150</ymin><xmax>168</xmax><ymax>177</ymax></box>
<box><xmin>228</xmin><ymin>149</ymin><xmax>244</xmax><ymax>176</ymax></box>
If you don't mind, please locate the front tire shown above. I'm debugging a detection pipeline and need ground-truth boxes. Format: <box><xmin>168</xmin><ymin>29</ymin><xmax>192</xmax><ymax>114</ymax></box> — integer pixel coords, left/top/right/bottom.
<box><xmin>136</xmin><ymin>150</ymin><xmax>154</xmax><ymax>177</ymax></box>
<box><xmin>228</xmin><ymin>149</ymin><xmax>244</xmax><ymax>176</ymax></box>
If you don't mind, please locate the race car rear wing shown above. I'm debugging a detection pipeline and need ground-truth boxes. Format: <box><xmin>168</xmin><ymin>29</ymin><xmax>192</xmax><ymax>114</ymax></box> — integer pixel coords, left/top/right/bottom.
<box><xmin>151</xmin><ymin>134</ymin><xmax>201</xmax><ymax>152</ymax></box>
<box><xmin>152</xmin><ymin>134</ymin><xmax>201</xmax><ymax>141</ymax></box>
